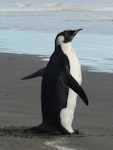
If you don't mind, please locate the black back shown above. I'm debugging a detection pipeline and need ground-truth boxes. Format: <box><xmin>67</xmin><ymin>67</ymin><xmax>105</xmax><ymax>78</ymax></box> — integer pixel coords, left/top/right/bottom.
<box><xmin>41</xmin><ymin>46</ymin><xmax>70</xmax><ymax>125</ymax></box>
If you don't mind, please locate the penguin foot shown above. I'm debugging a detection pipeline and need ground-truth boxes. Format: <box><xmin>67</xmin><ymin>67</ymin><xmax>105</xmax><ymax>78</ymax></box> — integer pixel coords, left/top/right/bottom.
<box><xmin>74</xmin><ymin>129</ymin><xmax>79</xmax><ymax>134</ymax></box>
<box><xmin>68</xmin><ymin>129</ymin><xmax>80</xmax><ymax>137</ymax></box>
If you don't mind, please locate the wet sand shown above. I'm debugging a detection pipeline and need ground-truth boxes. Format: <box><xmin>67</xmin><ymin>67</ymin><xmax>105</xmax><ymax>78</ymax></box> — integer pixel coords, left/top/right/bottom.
<box><xmin>0</xmin><ymin>53</ymin><xmax>113</xmax><ymax>150</ymax></box>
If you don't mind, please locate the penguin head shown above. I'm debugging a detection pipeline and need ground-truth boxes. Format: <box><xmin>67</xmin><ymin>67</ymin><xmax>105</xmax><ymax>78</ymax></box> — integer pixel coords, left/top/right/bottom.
<box><xmin>55</xmin><ymin>29</ymin><xmax>83</xmax><ymax>45</ymax></box>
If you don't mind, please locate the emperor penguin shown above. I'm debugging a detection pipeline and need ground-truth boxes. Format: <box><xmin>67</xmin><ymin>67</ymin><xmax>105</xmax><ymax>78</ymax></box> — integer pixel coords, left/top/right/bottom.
<box><xmin>22</xmin><ymin>29</ymin><xmax>88</xmax><ymax>134</ymax></box>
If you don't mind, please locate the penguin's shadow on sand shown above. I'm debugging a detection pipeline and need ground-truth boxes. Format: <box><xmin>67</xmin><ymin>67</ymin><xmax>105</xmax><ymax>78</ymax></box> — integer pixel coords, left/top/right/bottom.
<box><xmin>1</xmin><ymin>126</ymin><xmax>111</xmax><ymax>138</ymax></box>
<box><xmin>0</xmin><ymin>126</ymin><xmax>86</xmax><ymax>138</ymax></box>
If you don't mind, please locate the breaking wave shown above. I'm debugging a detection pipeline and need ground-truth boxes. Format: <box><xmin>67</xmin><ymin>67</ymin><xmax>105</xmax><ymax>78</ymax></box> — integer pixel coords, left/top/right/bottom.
<box><xmin>0</xmin><ymin>2</ymin><xmax>113</xmax><ymax>12</ymax></box>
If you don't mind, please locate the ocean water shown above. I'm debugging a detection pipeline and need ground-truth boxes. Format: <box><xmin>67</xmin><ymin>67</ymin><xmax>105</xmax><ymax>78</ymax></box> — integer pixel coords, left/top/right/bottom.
<box><xmin>0</xmin><ymin>0</ymin><xmax>113</xmax><ymax>73</ymax></box>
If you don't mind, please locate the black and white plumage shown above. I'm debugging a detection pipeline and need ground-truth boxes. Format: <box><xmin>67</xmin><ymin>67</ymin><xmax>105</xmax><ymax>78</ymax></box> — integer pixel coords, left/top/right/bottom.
<box><xmin>22</xmin><ymin>29</ymin><xmax>88</xmax><ymax>134</ymax></box>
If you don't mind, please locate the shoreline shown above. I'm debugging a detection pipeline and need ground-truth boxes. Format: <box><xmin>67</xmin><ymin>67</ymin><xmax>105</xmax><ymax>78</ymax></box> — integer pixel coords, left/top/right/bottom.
<box><xmin>0</xmin><ymin>52</ymin><xmax>113</xmax><ymax>150</ymax></box>
<box><xmin>1</xmin><ymin>29</ymin><xmax>113</xmax><ymax>73</ymax></box>
<box><xmin>0</xmin><ymin>51</ymin><xmax>113</xmax><ymax>74</ymax></box>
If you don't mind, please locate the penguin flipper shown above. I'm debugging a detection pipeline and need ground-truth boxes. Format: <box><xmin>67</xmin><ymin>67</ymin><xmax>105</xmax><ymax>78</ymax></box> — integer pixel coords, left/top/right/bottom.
<box><xmin>64</xmin><ymin>65</ymin><xmax>89</xmax><ymax>106</ymax></box>
<box><xmin>21</xmin><ymin>67</ymin><xmax>46</xmax><ymax>80</ymax></box>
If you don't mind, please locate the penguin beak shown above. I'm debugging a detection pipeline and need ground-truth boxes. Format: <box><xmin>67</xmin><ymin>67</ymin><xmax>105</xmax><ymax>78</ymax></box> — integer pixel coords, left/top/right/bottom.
<box><xmin>73</xmin><ymin>29</ymin><xmax>83</xmax><ymax>35</ymax></box>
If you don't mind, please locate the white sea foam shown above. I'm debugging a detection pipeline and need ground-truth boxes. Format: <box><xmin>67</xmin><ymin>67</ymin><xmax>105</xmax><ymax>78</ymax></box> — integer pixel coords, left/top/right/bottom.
<box><xmin>0</xmin><ymin>2</ymin><xmax>113</xmax><ymax>22</ymax></box>
<box><xmin>44</xmin><ymin>138</ymin><xmax>81</xmax><ymax>150</ymax></box>
<box><xmin>0</xmin><ymin>0</ymin><xmax>113</xmax><ymax>73</ymax></box>
<box><xmin>0</xmin><ymin>2</ymin><xmax>113</xmax><ymax>13</ymax></box>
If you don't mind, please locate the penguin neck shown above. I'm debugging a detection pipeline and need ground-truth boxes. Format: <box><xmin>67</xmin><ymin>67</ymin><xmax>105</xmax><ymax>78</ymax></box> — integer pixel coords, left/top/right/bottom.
<box><xmin>60</xmin><ymin>42</ymin><xmax>75</xmax><ymax>55</ymax></box>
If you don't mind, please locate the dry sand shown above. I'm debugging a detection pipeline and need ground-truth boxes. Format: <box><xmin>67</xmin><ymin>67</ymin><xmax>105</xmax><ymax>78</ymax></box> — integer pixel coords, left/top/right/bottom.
<box><xmin>0</xmin><ymin>53</ymin><xmax>113</xmax><ymax>150</ymax></box>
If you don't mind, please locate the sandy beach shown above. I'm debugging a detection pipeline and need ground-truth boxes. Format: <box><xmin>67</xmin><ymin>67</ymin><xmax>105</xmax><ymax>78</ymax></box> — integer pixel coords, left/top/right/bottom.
<box><xmin>0</xmin><ymin>52</ymin><xmax>113</xmax><ymax>150</ymax></box>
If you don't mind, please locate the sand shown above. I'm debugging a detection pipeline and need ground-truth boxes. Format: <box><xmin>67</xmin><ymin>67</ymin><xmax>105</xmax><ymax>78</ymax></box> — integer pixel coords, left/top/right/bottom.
<box><xmin>0</xmin><ymin>52</ymin><xmax>113</xmax><ymax>150</ymax></box>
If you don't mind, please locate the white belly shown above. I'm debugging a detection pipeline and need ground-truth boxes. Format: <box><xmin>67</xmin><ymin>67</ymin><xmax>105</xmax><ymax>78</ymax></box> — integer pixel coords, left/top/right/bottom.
<box><xmin>62</xmin><ymin>44</ymin><xmax>82</xmax><ymax>111</ymax></box>
<box><xmin>60</xmin><ymin>43</ymin><xmax>82</xmax><ymax>133</ymax></box>
<box><xmin>66</xmin><ymin>52</ymin><xmax>82</xmax><ymax>111</ymax></box>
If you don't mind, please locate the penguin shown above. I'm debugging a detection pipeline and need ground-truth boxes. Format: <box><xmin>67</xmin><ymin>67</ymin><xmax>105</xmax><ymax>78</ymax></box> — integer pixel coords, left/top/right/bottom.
<box><xmin>22</xmin><ymin>29</ymin><xmax>88</xmax><ymax>134</ymax></box>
